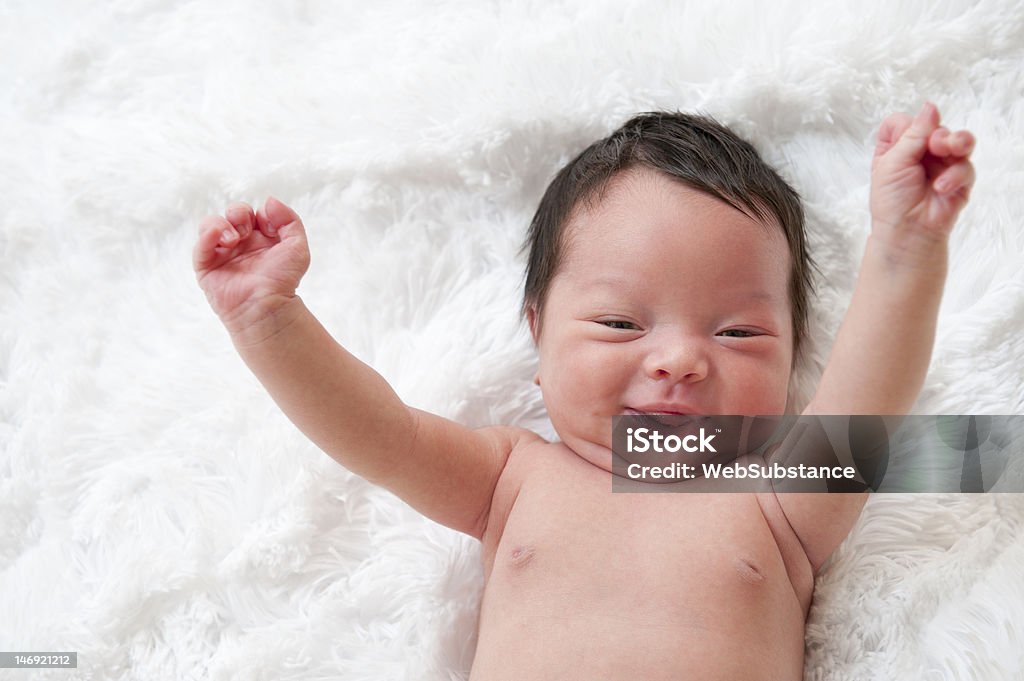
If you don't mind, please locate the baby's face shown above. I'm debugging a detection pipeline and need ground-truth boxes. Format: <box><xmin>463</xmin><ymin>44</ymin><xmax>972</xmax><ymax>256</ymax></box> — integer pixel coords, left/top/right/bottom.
<box><xmin>529</xmin><ymin>168</ymin><xmax>794</xmax><ymax>471</ymax></box>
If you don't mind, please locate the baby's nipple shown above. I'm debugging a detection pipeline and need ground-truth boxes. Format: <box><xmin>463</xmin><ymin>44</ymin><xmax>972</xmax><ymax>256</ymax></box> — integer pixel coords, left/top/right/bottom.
<box><xmin>509</xmin><ymin>545</ymin><xmax>535</xmax><ymax>568</ymax></box>
<box><xmin>734</xmin><ymin>557</ymin><xmax>766</xmax><ymax>585</ymax></box>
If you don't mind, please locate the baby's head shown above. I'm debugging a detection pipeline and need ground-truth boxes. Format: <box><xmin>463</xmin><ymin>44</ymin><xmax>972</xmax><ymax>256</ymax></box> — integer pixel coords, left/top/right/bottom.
<box><xmin>519</xmin><ymin>111</ymin><xmax>812</xmax><ymax>466</ymax></box>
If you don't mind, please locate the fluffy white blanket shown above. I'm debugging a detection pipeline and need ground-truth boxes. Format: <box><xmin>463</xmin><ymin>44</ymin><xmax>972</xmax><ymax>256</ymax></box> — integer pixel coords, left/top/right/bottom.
<box><xmin>2</xmin><ymin>2</ymin><xmax>1023</xmax><ymax>679</ymax></box>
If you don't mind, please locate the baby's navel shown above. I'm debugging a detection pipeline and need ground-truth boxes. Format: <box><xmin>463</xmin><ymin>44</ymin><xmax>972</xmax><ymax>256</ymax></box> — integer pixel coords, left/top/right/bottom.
<box><xmin>509</xmin><ymin>545</ymin><xmax>535</xmax><ymax>568</ymax></box>
<box><xmin>734</xmin><ymin>557</ymin><xmax>765</xmax><ymax>585</ymax></box>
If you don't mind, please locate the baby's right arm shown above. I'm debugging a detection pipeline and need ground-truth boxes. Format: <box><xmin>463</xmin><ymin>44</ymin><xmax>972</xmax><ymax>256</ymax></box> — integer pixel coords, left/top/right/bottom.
<box><xmin>806</xmin><ymin>102</ymin><xmax>975</xmax><ymax>416</ymax></box>
<box><xmin>772</xmin><ymin>103</ymin><xmax>976</xmax><ymax>573</ymax></box>
<box><xmin>193</xmin><ymin>198</ymin><xmax>532</xmax><ymax>539</ymax></box>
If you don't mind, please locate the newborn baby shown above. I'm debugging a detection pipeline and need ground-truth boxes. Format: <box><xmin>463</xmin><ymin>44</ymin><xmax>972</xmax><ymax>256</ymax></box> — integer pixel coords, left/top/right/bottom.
<box><xmin>194</xmin><ymin>103</ymin><xmax>975</xmax><ymax>679</ymax></box>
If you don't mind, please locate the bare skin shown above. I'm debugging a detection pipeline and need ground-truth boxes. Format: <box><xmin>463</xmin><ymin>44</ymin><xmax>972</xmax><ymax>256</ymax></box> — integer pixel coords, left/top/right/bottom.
<box><xmin>471</xmin><ymin>438</ymin><xmax>814</xmax><ymax>680</ymax></box>
<box><xmin>194</xmin><ymin>102</ymin><xmax>975</xmax><ymax>679</ymax></box>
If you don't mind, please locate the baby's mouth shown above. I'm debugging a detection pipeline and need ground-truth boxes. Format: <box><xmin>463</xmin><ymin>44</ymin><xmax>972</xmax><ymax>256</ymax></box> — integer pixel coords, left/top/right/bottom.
<box><xmin>622</xmin><ymin>408</ymin><xmax>698</xmax><ymax>428</ymax></box>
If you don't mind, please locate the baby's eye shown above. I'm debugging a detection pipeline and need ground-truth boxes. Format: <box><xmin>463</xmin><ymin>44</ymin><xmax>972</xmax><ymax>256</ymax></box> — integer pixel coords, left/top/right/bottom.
<box><xmin>598</xmin><ymin>320</ymin><xmax>639</xmax><ymax>331</ymax></box>
<box><xmin>718</xmin><ymin>329</ymin><xmax>759</xmax><ymax>338</ymax></box>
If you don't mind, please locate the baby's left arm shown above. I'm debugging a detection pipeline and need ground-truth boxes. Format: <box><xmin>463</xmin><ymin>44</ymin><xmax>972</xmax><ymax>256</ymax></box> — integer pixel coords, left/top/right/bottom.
<box><xmin>776</xmin><ymin>103</ymin><xmax>976</xmax><ymax>573</ymax></box>
<box><xmin>806</xmin><ymin>101</ymin><xmax>976</xmax><ymax>415</ymax></box>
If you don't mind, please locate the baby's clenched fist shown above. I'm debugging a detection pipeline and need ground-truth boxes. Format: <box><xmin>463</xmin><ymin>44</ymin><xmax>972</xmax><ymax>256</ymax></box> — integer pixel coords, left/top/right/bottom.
<box><xmin>869</xmin><ymin>102</ymin><xmax>976</xmax><ymax>245</ymax></box>
<box><xmin>193</xmin><ymin>197</ymin><xmax>311</xmax><ymax>338</ymax></box>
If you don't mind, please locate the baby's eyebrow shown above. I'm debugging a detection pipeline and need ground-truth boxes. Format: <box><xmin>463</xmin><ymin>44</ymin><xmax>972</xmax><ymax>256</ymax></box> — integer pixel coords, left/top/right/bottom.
<box><xmin>586</xmin><ymin>277</ymin><xmax>779</xmax><ymax>302</ymax></box>
<box><xmin>743</xmin><ymin>290</ymin><xmax>778</xmax><ymax>302</ymax></box>
<box><xmin>717</xmin><ymin>290</ymin><xmax>782</xmax><ymax>309</ymax></box>
<box><xmin>565</xmin><ymin>275</ymin><xmax>631</xmax><ymax>295</ymax></box>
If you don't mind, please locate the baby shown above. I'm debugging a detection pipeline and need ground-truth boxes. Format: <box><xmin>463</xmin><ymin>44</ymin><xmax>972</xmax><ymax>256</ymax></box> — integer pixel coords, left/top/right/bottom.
<box><xmin>194</xmin><ymin>103</ymin><xmax>975</xmax><ymax>679</ymax></box>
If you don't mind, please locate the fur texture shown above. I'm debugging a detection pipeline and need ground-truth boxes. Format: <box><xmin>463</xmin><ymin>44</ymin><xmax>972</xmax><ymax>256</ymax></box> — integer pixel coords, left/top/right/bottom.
<box><xmin>1</xmin><ymin>1</ymin><xmax>1022</xmax><ymax>679</ymax></box>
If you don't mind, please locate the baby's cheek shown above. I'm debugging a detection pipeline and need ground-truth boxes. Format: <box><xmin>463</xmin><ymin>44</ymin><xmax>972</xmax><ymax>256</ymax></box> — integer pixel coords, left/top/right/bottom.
<box><xmin>551</xmin><ymin>342</ymin><xmax>607</xmax><ymax>385</ymax></box>
<box><xmin>723</xmin><ymin>347</ymin><xmax>792</xmax><ymax>412</ymax></box>
<box><xmin>736</xmin><ymin>373</ymin><xmax>790</xmax><ymax>414</ymax></box>
<box><xmin>544</xmin><ymin>348</ymin><xmax>620</xmax><ymax>425</ymax></box>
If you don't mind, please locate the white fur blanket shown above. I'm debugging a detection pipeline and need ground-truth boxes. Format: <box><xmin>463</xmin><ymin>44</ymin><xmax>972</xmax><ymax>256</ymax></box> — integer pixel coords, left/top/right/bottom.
<box><xmin>2</xmin><ymin>2</ymin><xmax>1023</xmax><ymax>680</ymax></box>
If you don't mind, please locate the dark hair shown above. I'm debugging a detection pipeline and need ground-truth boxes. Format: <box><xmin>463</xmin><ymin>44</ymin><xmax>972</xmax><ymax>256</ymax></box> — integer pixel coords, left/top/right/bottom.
<box><xmin>520</xmin><ymin>110</ymin><xmax>814</xmax><ymax>357</ymax></box>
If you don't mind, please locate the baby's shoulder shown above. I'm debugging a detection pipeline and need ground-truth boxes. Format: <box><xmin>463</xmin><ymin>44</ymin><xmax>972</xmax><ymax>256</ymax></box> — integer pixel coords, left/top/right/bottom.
<box><xmin>477</xmin><ymin>429</ymin><xmax>557</xmax><ymax>556</ymax></box>
<box><xmin>489</xmin><ymin>427</ymin><xmax>557</xmax><ymax>497</ymax></box>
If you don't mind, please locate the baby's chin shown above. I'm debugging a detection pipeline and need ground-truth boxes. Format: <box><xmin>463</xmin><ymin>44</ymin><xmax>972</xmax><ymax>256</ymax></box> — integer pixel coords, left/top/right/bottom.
<box><xmin>556</xmin><ymin>430</ymin><xmax>709</xmax><ymax>477</ymax></box>
<box><xmin>603</xmin><ymin>414</ymin><xmax>786</xmax><ymax>472</ymax></box>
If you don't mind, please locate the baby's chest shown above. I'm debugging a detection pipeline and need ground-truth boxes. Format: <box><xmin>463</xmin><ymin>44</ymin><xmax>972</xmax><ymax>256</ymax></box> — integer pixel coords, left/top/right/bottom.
<box><xmin>474</xmin><ymin>446</ymin><xmax>811</xmax><ymax>679</ymax></box>
<box><xmin>484</xmin><ymin>455</ymin><xmax>801</xmax><ymax>614</ymax></box>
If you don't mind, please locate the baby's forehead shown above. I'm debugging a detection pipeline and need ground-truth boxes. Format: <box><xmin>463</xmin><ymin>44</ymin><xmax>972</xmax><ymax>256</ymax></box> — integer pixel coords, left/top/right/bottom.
<box><xmin>562</xmin><ymin>170</ymin><xmax>788</xmax><ymax>264</ymax></box>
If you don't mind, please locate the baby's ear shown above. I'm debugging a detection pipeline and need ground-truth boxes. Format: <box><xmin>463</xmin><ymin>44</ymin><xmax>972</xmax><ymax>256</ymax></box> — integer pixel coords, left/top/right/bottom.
<box><xmin>526</xmin><ymin>304</ymin><xmax>540</xmax><ymax>344</ymax></box>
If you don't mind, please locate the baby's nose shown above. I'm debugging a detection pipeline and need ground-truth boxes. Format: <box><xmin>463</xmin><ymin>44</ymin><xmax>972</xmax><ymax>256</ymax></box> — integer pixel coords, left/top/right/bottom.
<box><xmin>644</xmin><ymin>341</ymin><xmax>709</xmax><ymax>383</ymax></box>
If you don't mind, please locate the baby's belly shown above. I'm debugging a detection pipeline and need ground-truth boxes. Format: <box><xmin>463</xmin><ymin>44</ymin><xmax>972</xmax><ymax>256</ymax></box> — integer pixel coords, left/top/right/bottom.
<box><xmin>470</xmin><ymin>463</ymin><xmax>808</xmax><ymax>680</ymax></box>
